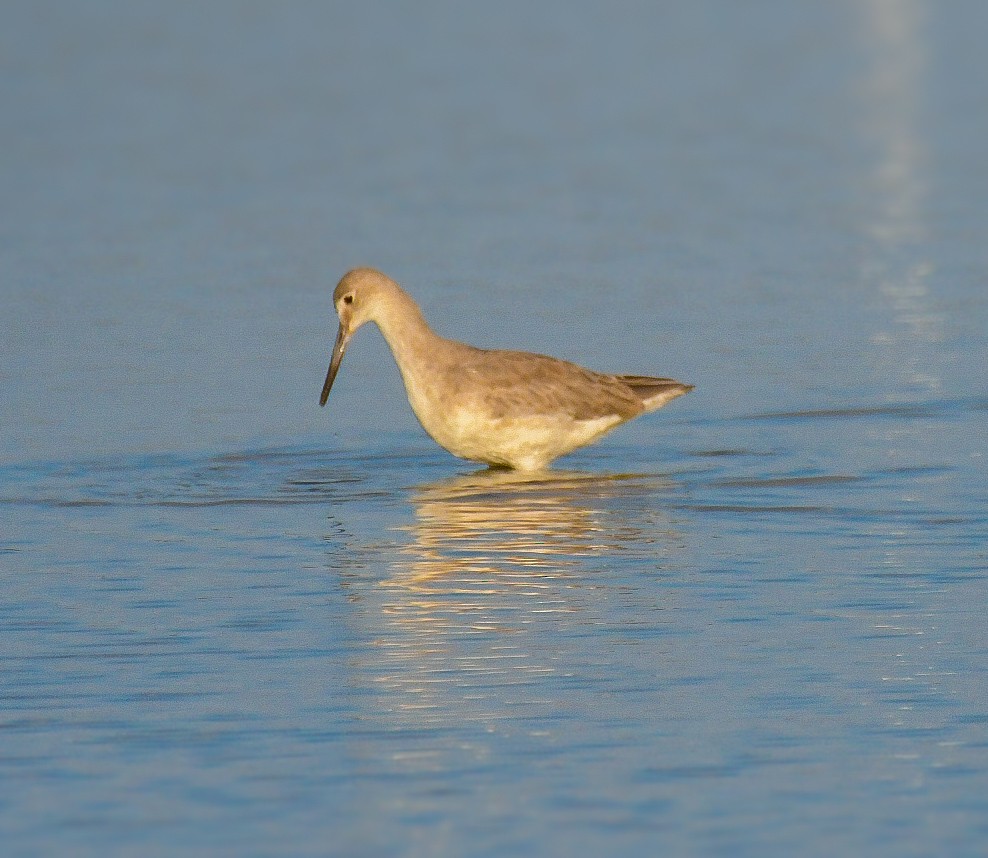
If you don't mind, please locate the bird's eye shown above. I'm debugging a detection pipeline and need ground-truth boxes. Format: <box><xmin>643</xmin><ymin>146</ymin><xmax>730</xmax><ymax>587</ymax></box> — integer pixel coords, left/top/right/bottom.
<box><xmin>343</xmin><ymin>294</ymin><xmax>354</xmax><ymax>305</ymax></box>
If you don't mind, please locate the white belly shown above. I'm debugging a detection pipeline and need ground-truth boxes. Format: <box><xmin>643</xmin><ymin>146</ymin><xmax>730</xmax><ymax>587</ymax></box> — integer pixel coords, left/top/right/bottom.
<box><xmin>414</xmin><ymin>401</ymin><xmax>623</xmax><ymax>471</ymax></box>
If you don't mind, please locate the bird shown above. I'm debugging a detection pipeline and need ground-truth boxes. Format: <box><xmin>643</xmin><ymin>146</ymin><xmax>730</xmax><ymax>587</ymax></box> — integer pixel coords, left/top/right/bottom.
<box><xmin>319</xmin><ymin>268</ymin><xmax>693</xmax><ymax>471</ymax></box>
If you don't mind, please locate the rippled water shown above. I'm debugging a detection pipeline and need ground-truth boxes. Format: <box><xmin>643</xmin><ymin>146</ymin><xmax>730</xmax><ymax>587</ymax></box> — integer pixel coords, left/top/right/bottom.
<box><xmin>3</xmin><ymin>1</ymin><xmax>988</xmax><ymax>855</ymax></box>
<box><xmin>4</xmin><ymin>398</ymin><xmax>986</xmax><ymax>855</ymax></box>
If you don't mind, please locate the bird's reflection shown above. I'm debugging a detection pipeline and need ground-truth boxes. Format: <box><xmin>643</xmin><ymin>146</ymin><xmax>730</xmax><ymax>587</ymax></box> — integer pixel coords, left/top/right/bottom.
<box><xmin>389</xmin><ymin>467</ymin><xmax>675</xmax><ymax>591</ymax></box>
<box><xmin>337</xmin><ymin>467</ymin><xmax>682</xmax><ymax>764</ymax></box>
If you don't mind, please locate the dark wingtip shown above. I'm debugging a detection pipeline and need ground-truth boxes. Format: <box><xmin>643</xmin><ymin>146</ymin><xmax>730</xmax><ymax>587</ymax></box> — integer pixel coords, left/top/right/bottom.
<box><xmin>616</xmin><ymin>375</ymin><xmax>693</xmax><ymax>412</ymax></box>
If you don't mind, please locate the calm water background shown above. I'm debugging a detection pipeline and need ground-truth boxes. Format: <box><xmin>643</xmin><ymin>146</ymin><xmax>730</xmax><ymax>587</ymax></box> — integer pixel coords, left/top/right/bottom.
<box><xmin>2</xmin><ymin>2</ymin><xmax>987</xmax><ymax>855</ymax></box>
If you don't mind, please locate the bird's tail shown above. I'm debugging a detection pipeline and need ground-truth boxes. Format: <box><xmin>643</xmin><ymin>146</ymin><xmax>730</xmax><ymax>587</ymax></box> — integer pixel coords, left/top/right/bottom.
<box><xmin>618</xmin><ymin>376</ymin><xmax>694</xmax><ymax>412</ymax></box>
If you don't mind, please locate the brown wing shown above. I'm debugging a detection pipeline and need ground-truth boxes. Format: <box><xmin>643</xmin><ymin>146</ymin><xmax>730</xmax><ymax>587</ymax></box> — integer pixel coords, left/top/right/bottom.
<box><xmin>450</xmin><ymin>349</ymin><xmax>646</xmax><ymax>422</ymax></box>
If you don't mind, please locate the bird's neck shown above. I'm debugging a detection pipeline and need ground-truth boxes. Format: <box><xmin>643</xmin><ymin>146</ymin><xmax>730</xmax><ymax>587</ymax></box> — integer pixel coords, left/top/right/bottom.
<box><xmin>373</xmin><ymin>291</ymin><xmax>445</xmax><ymax>377</ymax></box>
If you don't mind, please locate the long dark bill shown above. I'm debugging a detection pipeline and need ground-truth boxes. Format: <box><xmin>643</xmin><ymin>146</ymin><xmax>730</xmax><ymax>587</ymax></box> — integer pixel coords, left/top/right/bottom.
<box><xmin>319</xmin><ymin>323</ymin><xmax>351</xmax><ymax>406</ymax></box>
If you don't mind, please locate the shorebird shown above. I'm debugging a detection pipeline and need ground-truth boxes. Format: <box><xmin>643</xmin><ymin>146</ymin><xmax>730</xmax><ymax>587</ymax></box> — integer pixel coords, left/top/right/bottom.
<box><xmin>319</xmin><ymin>268</ymin><xmax>693</xmax><ymax>471</ymax></box>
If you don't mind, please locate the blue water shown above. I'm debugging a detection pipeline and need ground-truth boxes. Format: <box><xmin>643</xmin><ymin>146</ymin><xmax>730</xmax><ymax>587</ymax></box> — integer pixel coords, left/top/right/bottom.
<box><xmin>3</xmin><ymin>2</ymin><xmax>988</xmax><ymax>856</ymax></box>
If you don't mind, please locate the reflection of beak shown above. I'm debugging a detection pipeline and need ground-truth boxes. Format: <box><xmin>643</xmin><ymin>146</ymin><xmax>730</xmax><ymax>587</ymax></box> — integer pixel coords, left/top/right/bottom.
<box><xmin>319</xmin><ymin>321</ymin><xmax>351</xmax><ymax>406</ymax></box>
